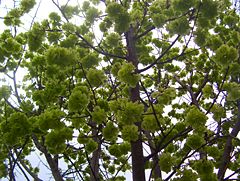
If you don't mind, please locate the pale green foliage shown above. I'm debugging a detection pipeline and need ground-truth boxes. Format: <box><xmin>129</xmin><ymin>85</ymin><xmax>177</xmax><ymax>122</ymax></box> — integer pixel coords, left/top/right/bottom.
<box><xmin>202</xmin><ymin>84</ymin><xmax>213</xmax><ymax>98</ymax></box>
<box><xmin>194</xmin><ymin>28</ymin><xmax>209</xmax><ymax>46</ymax></box>
<box><xmin>109</xmin><ymin>142</ymin><xmax>130</xmax><ymax>157</ymax></box>
<box><xmin>20</xmin><ymin>0</ymin><xmax>36</xmax><ymax>13</ymax></box>
<box><xmin>201</xmin><ymin>0</ymin><xmax>218</xmax><ymax>19</ymax></box>
<box><xmin>186</xmin><ymin>134</ymin><xmax>205</xmax><ymax>149</ymax></box>
<box><xmin>68</xmin><ymin>86</ymin><xmax>89</xmax><ymax>112</ymax></box>
<box><xmin>45</xmin><ymin>127</ymin><xmax>73</xmax><ymax>154</ymax></box>
<box><xmin>86</xmin><ymin>139</ymin><xmax>98</xmax><ymax>153</ymax></box>
<box><xmin>142</xmin><ymin>115</ymin><xmax>158</xmax><ymax>131</ymax></box>
<box><xmin>109</xmin><ymin>144</ymin><xmax>122</xmax><ymax>157</ymax></box>
<box><xmin>121</xmin><ymin>124</ymin><xmax>138</xmax><ymax>142</ymax></box>
<box><xmin>175</xmin><ymin>169</ymin><xmax>198</xmax><ymax>181</ymax></box>
<box><xmin>82</xmin><ymin>1</ymin><xmax>90</xmax><ymax>11</ymax></box>
<box><xmin>86</xmin><ymin>68</ymin><xmax>106</xmax><ymax>87</ymax></box>
<box><xmin>167</xmin><ymin>17</ymin><xmax>190</xmax><ymax>35</ymax></box>
<box><xmin>0</xmin><ymin>85</ymin><xmax>11</xmax><ymax>100</ymax></box>
<box><xmin>27</xmin><ymin>23</ymin><xmax>45</xmax><ymax>51</ymax></box>
<box><xmin>111</xmin><ymin>100</ymin><xmax>144</xmax><ymax>124</ymax></box>
<box><xmin>92</xmin><ymin>106</ymin><xmax>106</xmax><ymax>124</ymax></box>
<box><xmin>211</xmin><ymin>104</ymin><xmax>226</xmax><ymax>121</ymax></box>
<box><xmin>207</xmin><ymin>146</ymin><xmax>221</xmax><ymax>160</ymax></box>
<box><xmin>80</xmin><ymin>53</ymin><xmax>99</xmax><ymax>68</ymax></box>
<box><xmin>193</xmin><ymin>160</ymin><xmax>217</xmax><ymax>181</ymax></box>
<box><xmin>85</xmin><ymin>7</ymin><xmax>100</xmax><ymax>24</ymax></box>
<box><xmin>46</xmin><ymin>46</ymin><xmax>77</xmax><ymax>66</ymax></box>
<box><xmin>1</xmin><ymin>112</ymin><xmax>30</xmax><ymax>145</ymax></box>
<box><xmin>60</xmin><ymin>34</ymin><xmax>78</xmax><ymax>48</ymax></box>
<box><xmin>111</xmin><ymin>62</ymin><xmax>121</xmax><ymax>76</ymax></box>
<box><xmin>106</xmin><ymin>2</ymin><xmax>131</xmax><ymax>33</ymax></box>
<box><xmin>37</xmin><ymin>108</ymin><xmax>65</xmax><ymax>131</ymax></box>
<box><xmin>49</xmin><ymin>12</ymin><xmax>61</xmax><ymax>22</ymax></box>
<box><xmin>4</xmin><ymin>9</ymin><xmax>21</xmax><ymax>26</ymax></box>
<box><xmin>77</xmin><ymin>133</ymin><xmax>88</xmax><ymax>144</ymax></box>
<box><xmin>173</xmin><ymin>0</ymin><xmax>196</xmax><ymax>12</ymax></box>
<box><xmin>0</xmin><ymin>163</ymin><xmax>7</xmax><ymax>178</ymax></box>
<box><xmin>185</xmin><ymin>107</ymin><xmax>207</xmax><ymax>129</ymax></box>
<box><xmin>3</xmin><ymin>37</ymin><xmax>21</xmax><ymax>53</ymax></box>
<box><xmin>159</xmin><ymin>152</ymin><xmax>175</xmax><ymax>173</ymax></box>
<box><xmin>61</xmin><ymin>5</ymin><xmax>80</xmax><ymax>19</ymax></box>
<box><xmin>99</xmin><ymin>17</ymin><xmax>112</xmax><ymax>32</ymax></box>
<box><xmin>106</xmin><ymin>33</ymin><xmax>121</xmax><ymax>47</ymax></box>
<box><xmin>156</xmin><ymin>87</ymin><xmax>177</xmax><ymax>105</ymax></box>
<box><xmin>214</xmin><ymin>44</ymin><xmax>238</xmax><ymax>67</ymax></box>
<box><xmin>223</xmin><ymin>82</ymin><xmax>240</xmax><ymax>101</ymax></box>
<box><xmin>103</xmin><ymin>122</ymin><xmax>118</xmax><ymax>141</ymax></box>
<box><xmin>208</xmin><ymin>35</ymin><xmax>224</xmax><ymax>51</ymax></box>
<box><xmin>118</xmin><ymin>62</ymin><xmax>140</xmax><ymax>88</ymax></box>
<box><xmin>62</xmin><ymin>22</ymin><xmax>76</xmax><ymax>34</ymax></box>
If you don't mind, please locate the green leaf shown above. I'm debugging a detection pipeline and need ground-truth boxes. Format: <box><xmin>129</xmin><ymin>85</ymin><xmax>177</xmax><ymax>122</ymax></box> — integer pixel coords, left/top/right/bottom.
<box><xmin>118</xmin><ymin>62</ymin><xmax>140</xmax><ymax>88</ymax></box>
<box><xmin>81</xmin><ymin>53</ymin><xmax>99</xmax><ymax>68</ymax></box>
<box><xmin>173</xmin><ymin>0</ymin><xmax>196</xmax><ymax>12</ymax></box>
<box><xmin>20</xmin><ymin>0</ymin><xmax>36</xmax><ymax>13</ymax></box>
<box><xmin>86</xmin><ymin>68</ymin><xmax>106</xmax><ymax>87</ymax></box>
<box><xmin>92</xmin><ymin>106</ymin><xmax>106</xmax><ymax>124</ymax></box>
<box><xmin>121</xmin><ymin>124</ymin><xmax>138</xmax><ymax>142</ymax></box>
<box><xmin>85</xmin><ymin>139</ymin><xmax>98</xmax><ymax>153</ymax></box>
<box><xmin>159</xmin><ymin>152</ymin><xmax>174</xmax><ymax>173</ymax></box>
<box><xmin>186</xmin><ymin>134</ymin><xmax>205</xmax><ymax>149</ymax></box>
<box><xmin>214</xmin><ymin>44</ymin><xmax>238</xmax><ymax>67</ymax></box>
<box><xmin>103</xmin><ymin>122</ymin><xmax>118</xmax><ymax>141</ymax></box>
<box><xmin>1</xmin><ymin>112</ymin><xmax>31</xmax><ymax>145</ymax></box>
<box><xmin>201</xmin><ymin>0</ymin><xmax>218</xmax><ymax>19</ymax></box>
<box><xmin>185</xmin><ymin>106</ymin><xmax>207</xmax><ymax>129</ymax></box>
<box><xmin>68</xmin><ymin>86</ymin><xmax>90</xmax><ymax>112</ymax></box>
<box><xmin>27</xmin><ymin>23</ymin><xmax>45</xmax><ymax>51</ymax></box>
<box><xmin>117</xmin><ymin>101</ymin><xmax>144</xmax><ymax>124</ymax></box>
<box><xmin>167</xmin><ymin>17</ymin><xmax>190</xmax><ymax>35</ymax></box>
<box><xmin>142</xmin><ymin>115</ymin><xmax>158</xmax><ymax>131</ymax></box>
<box><xmin>86</xmin><ymin>7</ymin><xmax>100</xmax><ymax>24</ymax></box>
<box><xmin>46</xmin><ymin>46</ymin><xmax>77</xmax><ymax>66</ymax></box>
<box><xmin>0</xmin><ymin>85</ymin><xmax>11</xmax><ymax>100</ymax></box>
<box><xmin>45</xmin><ymin>127</ymin><xmax>73</xmax><ymax>154</ymax></box>
<box><xmin>106</xmin><ymin>2</ymin><xmax>131</xmax><ymax>33</ymax></box>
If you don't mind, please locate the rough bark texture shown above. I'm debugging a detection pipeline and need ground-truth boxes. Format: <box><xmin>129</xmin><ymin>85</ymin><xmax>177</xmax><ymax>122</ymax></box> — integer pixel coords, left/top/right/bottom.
<box><xmin>32</xmin><ymin>135</ymin><xmax>63</xmax><ymax>181</ymax></box>
<box><xmin>126</xmin><ymin>25</ymin><xmax>146</xmax><ymax>181</ymax></box>
<box><xmin>90</xmin><ymin>121</ymin><xmax>101</xmax><ymax>181</ymax></box>
<box><xmin>145</xmin><ymin>131</ymin><xmax>162</xmax><ymax>179</ymax></box>
<box><xmin>217</xmin><ymin>101</ymin><xmax>240</xmax><ymax>180</ymax></box>
<box><xmin>44</xmin><ymin>154</ymin><xmax>64</xmax><ymax>181</ymax></box>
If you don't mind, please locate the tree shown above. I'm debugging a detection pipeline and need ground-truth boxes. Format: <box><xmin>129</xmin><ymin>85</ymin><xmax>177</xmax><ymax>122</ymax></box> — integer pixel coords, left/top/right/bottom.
<box><xmin>0</xmin><ymin>0</ymin><xmax>240</xmax><ymax>180</ymax></box>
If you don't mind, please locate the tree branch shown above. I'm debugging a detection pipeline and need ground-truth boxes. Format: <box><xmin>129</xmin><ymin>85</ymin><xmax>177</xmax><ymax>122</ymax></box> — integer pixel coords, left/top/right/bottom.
<box><xmin>138</xmin><ymin>35</ymin><xmax>180</xmax><ymax>73</ymax></box>
<box><xmin>217</xmin><ymin>100</ymin><xmax>240</xmax><ymax>180</ymax></box>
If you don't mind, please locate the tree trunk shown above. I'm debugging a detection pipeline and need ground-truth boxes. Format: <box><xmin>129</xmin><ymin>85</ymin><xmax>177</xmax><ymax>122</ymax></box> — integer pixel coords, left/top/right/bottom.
<box><xmin>90</xmin><ymin>122</ymin><xmax>101</xmax><ymax>181</ymax></box>
<box><xmin>32</xmin><ymin>135</ymin><xmax>63</xmax><ymax>181</ymax></box>
<box><xmin>126</xmin><ymin>25</ymin><xmax>146</xmax><ymax>181</ymax></box>
<box><xmin>44</xmin><ymin>154</ymin><xmax>64</xmax><ymax>181</ymax></box>
<box><xmin>145</xmin><ymin>131</ymin><xmax>161</xmax><ymax>179</ymax></box>
<box><xmin>217</xmin><ymin>100</ymin><xmax>240</xmax><ymax>180</ymax></box>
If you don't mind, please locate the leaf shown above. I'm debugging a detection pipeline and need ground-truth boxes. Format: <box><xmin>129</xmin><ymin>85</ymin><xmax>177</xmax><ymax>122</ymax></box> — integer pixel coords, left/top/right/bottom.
<box><xmin>0</xmin><ymin>85</ymin><xmax>11</xmax><ymax>100</ymax></box>
<box><xmin>121</xmin><ymin>124</ymin><xmax>138</xmax><ymax>142</ymax></box>
<box><xmin>118</xmin><ymin>62</ymin><xmax>140</xmax><ymax>88</ymax></box>
<box><xmin>46</xmin><ymin>46</ymin><xmax>77</xmax><ymax>66</ymax></box>
<box><xmin>86</xmin><ymin>68</ymin><xmax>106</xmax><ymax>87</ymax></box>
<box><xmin>167</xmin><ymin>17</ymin><xmax>190</xmax><ymax>35</ymax></box>
<box><xmin>68</xmin><ymin>86</ymin><xmax>90</xmax><ymax>112</ymax></box>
